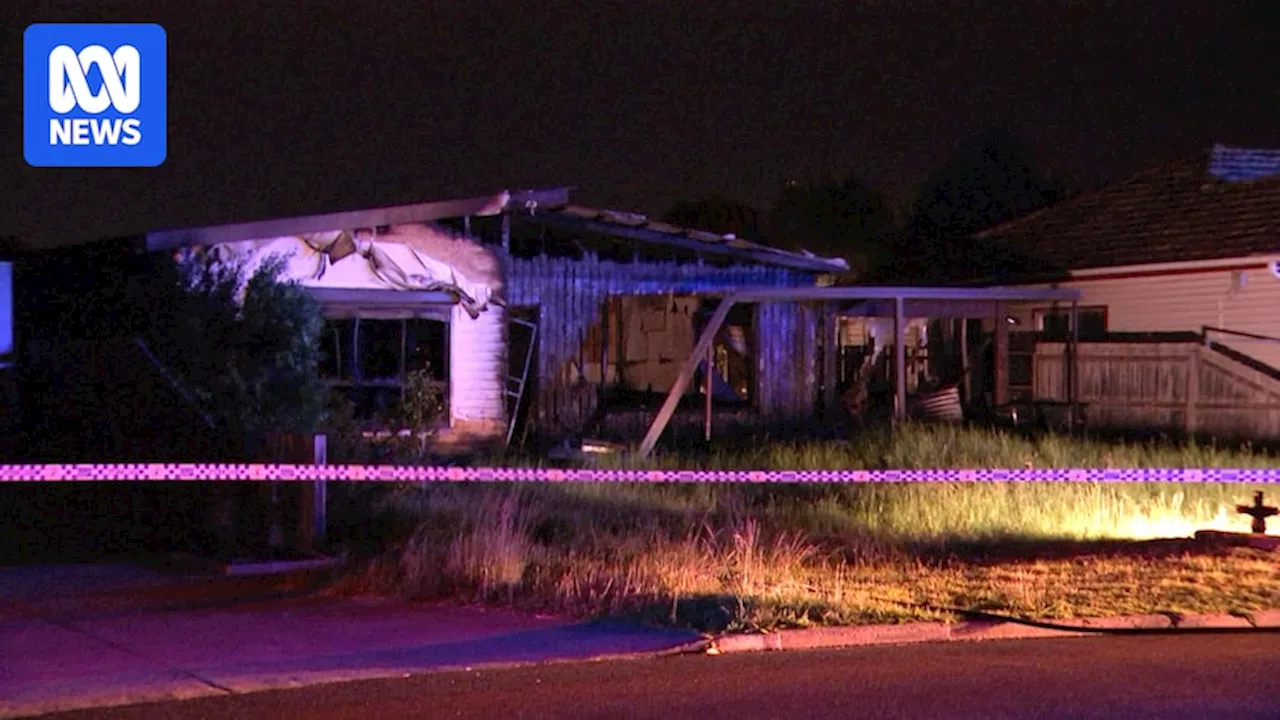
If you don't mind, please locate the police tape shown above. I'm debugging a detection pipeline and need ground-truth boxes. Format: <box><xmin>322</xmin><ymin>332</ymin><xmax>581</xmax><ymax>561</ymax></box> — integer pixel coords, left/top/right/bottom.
<box><xmin>0</xmin><ymin>464</ymin><xmax>1276</xmax><ymax>483</ymax></box>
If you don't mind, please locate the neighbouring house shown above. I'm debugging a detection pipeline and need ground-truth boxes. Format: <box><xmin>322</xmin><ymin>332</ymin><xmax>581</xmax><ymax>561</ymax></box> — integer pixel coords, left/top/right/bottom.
<box><xmin>966</xmin><ymin>144</ymin><xmax>1280</xmax><ymax>439</ymax></box>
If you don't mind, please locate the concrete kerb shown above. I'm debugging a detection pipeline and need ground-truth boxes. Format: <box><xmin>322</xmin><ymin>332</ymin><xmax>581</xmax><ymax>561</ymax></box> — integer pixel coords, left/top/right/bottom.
<box><xmin>163</xmin><ymin>641</ymin><xmax>722</xmax><ymax>705</ymax></box>
<box><xmin>3</xmin><ymin>644</ymin><xmax>722</xmax><ymax>720</ymax></box>
<box><xmin>706</xmin><ymin>610</ymin><xmax>1280</xmax><ymax>655</ymax></box>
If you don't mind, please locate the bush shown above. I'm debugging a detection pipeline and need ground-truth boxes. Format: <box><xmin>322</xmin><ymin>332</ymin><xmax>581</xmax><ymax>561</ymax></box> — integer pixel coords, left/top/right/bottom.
<box><xmin>156</xmin><ymin>251</ymin><xmax>329</xmax><ymax>437</ymax></box>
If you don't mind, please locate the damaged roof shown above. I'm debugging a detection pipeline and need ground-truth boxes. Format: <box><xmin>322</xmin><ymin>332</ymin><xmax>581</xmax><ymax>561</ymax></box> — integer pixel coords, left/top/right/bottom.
<box><xmin>533</xmin><ymin>205</ymin><xmax>849</xmax><ymax>274</ymax></box>
<box><xmin>974</xmin><ymin>144</ymin><xmax>1280</xmax><ymax>275</ymax></box>
<box><xmin>145</xmin><ymin>188</ymin><xmax>571</xmax><ymax>250</ymax></box>
<box><xmin>146</xmin><ymin>188</ymin><xmax>848</xmax><ymax>275</ymax></box>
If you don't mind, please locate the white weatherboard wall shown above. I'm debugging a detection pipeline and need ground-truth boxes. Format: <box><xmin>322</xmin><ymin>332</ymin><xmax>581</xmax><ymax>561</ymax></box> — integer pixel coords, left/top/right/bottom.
<box><xmin>449</xmin><ymin>303</ymin><xmax>508</xmax><ymax>433</ymax></box>
<box><xmin>1006</xmin><ymin>258</ymin><xmax>1280</xmax><ymax>370</ymax></box>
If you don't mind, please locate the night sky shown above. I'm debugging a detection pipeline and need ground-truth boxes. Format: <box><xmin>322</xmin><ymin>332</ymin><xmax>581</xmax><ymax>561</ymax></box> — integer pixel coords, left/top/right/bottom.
<box><xmin>4</xmin><ymin>0</ymin><xmax>1279</xmax><ymax>248</ymax></box>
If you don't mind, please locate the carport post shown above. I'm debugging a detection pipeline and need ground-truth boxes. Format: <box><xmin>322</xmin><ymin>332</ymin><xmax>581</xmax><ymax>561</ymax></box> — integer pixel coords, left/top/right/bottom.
<box><xmin>994</xmin><ymin>302</ymin><xmax>1009</xmax><ymax>406</ymax></box>
<box><xmin>703</xmin><ymin>343</ymin><xmax>713</xmax><ymax>441</ymax></box>
<box><xmin>822</xmin><ymin>302</ymin><xmax>839</xmax><ymax>418</ymax></box>
<box><xmin>894</xmin><ymin>295</ymin><xmax>906</xmax><ymax>423</ymax></box>
<box><xmin>1068</xmin><ymin>300</ymin><xmax>1080</xmax><ymax>433</ymax></box>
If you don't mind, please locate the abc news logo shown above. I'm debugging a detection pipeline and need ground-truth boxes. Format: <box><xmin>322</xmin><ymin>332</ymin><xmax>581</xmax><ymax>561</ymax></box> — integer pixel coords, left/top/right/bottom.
<box><xmin>24</xmin><ymin>24</ymin><xmax>167</xmax><ymax>168</ymax></box>
<box><xmin>48</xmin><ymin>44</ymin><xmax>144</xmax><ymax>147</ymax></box>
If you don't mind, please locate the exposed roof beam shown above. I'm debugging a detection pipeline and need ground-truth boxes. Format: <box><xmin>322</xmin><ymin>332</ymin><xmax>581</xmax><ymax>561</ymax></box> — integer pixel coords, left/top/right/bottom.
<box><xmin>531</xmin><ymin>210</ymin><xmax>848</xmax><ymax>274</ymax></box>
<box><xmin>729</xmin><ymin>285</ymin><xmax>1081</xmax><ymax>303</ymax></box>
<box><xmin>839</xmin><ymin>299</ymin><xmax>1038</xmax><ymax>318</ymax></box>
<box><xmin>145</xmin><ymin>188</ymin><xmax>572</xmax><ymax>251</ymax></box>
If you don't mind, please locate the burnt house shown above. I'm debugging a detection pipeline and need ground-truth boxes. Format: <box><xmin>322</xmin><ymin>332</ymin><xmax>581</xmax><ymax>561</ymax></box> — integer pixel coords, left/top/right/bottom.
<box><xmin>140</xmin><ymin>187</ymin><xmax>851</xmax><ymax>449</ymax></box>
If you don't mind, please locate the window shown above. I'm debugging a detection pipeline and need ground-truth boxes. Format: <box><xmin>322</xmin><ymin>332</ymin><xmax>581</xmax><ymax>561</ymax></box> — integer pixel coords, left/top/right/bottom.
<box><xmin>1007</xmin><ymin>329</ymin><xmax>1037</xmax><ymax>401</ymax></box>
<box><xmin>1035</xmin><ymin>306</ymin><xmax>1108</xmax><ymax>340</ymax></box>
<box><xmin>319</xmin><ymin>318</ymin><xmax>448</xmax><ymax>420</ymax></box>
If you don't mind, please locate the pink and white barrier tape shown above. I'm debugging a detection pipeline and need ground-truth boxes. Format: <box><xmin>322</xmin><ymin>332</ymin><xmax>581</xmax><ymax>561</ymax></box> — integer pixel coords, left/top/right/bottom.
<box><xmin>0</xmin><ymin>464</ymin><xmax>1276</xmax><ymax>483</ymax></box>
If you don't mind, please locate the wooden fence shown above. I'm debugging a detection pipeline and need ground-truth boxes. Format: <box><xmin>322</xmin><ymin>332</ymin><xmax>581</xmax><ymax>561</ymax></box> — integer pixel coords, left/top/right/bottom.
<box><xmin>1034</xmin><ymin>340</ymin><xmax>1280</xmax><ymax>440</ymax></box>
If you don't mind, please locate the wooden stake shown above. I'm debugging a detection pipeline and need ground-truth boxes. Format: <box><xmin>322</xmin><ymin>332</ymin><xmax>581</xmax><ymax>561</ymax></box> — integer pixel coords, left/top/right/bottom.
<box><xmin>639</xmin><ymin>298</ymin><xmax>734</xmax><ymax>457</ymax></box>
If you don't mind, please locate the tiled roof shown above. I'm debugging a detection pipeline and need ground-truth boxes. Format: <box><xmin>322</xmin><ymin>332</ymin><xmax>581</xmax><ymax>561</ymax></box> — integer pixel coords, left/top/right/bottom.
<box><xmin>974</xmin><ymin>146</ymin><xmax>1280</xmax><ymax>275</ymax></box>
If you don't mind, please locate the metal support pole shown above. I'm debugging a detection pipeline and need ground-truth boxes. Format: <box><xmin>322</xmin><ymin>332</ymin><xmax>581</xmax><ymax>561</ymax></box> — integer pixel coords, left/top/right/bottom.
<box><xmin>1068</xmin><ymin>301</ymin><xmax>1080</xmax><ymax>433</ymax></box>
<box><xmin>820</xmin><ymin>302</ymin><xmax>839</xmax><ymax>418</ymax></box>
<box><xmin>894</xmin><ymin>295</ymin><xmax>907</xmax><ymax>424</ymax></box>
<box><xmin>350</xmin><ymin>317</ymin><xmax>362</xmax><ymax>385</ymax></box>
<box><xmin>292</xmin><ymin>433</ymin><xmax>329</xmax><ymax>553</ymax></box>
<box><xmin>704</xmin><ymin>343</ymin><xmax>713</xmax><ymax>441</ymax></box>
<box><xmin>312</xmin><ymin>434</ymin><xmax>327</xmax><ymax>548</ymax></box>
<box><xmin>993</xmin><ymin>303</ymin><xmax>1009</xmax><ymax>406</ymax></box>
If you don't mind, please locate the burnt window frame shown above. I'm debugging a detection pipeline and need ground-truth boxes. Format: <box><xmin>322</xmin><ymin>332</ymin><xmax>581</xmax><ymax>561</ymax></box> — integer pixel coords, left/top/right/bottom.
<box><xmin>318</xmin><ymin>316</ymin><xmax>449</xmax><ymax>421</ymax></box>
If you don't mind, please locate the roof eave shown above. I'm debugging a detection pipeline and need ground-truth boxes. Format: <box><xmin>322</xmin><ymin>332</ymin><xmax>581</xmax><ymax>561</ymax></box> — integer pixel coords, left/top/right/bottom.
<box><xmin>145</xmin><ymin>188</ymin><xmax>573</xmax><ymax>252</ymax></box>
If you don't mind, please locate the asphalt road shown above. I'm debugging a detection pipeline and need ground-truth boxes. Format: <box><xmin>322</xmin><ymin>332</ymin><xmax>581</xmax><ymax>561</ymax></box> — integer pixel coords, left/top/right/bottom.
<box><xmin>46</xmin><ymin>634</ymin><xmax>1280</xmax><ymax>720</ymax></box>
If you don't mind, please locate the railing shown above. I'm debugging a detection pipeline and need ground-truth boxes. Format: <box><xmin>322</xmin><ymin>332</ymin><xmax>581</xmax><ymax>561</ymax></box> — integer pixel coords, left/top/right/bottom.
<box><xmin>1202</xmin><ymin>326</ymin><xmax>1280</xmax><ymax>345</ymax></box>
<box><xmin>1034</xmin><ymin>332</ymin><xmax>1280</xmax><ymax>440</ymax></box>
<box><xmin>1199</xmin><ymin>327</ymin><xmax>1280</xmax><ymax>384</ymax></box>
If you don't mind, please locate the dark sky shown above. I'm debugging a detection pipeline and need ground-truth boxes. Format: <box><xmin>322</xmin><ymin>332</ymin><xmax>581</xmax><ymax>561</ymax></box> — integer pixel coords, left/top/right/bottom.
<box><xmin>4</xmin><ymin>0</ymin><xmax>1279</xmax><ymax>248</ymax></box>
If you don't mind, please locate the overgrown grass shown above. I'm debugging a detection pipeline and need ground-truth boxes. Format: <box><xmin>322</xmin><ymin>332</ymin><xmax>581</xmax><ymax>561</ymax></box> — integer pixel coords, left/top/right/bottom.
<box><xmin>331</xmin><ymin>481</ymin><xmax>1280</xmax><ymax>632</ymax></box>
<box><xmin>327</xmin><ymin>425</ymin><xmax>1280</xmax><ymax>632</ymax></box>
<box><xmin>329</xmin><ymin>423</ymin><xmax>1280</xmax><ymax>471</ymax></box>
<box><xmin>564</xmin><ymin>423</ymin><xmax>1280</xmax><ymax>471</ymax></box>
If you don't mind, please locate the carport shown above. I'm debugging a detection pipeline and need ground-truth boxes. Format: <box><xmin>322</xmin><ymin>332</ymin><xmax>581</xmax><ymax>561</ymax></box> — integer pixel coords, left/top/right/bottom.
<box><xmin>637</xmin><ymin>285</ymin><xmax>1084</xmax><ymax>457</ymax></box>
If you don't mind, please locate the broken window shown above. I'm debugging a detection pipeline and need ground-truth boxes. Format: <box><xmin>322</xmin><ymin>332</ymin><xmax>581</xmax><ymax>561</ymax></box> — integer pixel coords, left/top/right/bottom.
<box><xmin>359</xmin><ymin>320</ymin><xmax>404</xmax><ymax>381</ymax></box>
<box><xmin>318</xmin><ymin>317</ymin><xmax>448</xmax><ymax>420</ymax></box>
<box><xmin>712</xmin><ymin>302</ymin><xmax>755</xmax><ymax>404</ymax></box>
<box><xmin>604</xmin><ymin>295</ymin><xmax>754</xmax><ymax>406</ymax></box>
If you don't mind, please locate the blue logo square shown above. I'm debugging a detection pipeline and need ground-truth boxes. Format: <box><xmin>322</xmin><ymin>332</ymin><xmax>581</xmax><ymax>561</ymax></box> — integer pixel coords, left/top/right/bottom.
<box><xmin>24</xmin><ymin>23</ymin><xmax>167</xmax><ymax>168</ymax></box>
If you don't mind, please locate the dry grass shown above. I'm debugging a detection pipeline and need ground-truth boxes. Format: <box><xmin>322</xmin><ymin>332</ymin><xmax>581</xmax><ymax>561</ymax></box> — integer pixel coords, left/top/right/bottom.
<box><xmin>572</xmin><ymin>423</ymin><xmax>1280</xmax><ymax>471</ymax></box>
<box><xmin>326</xmin><ymin>425</ymin><xmax>1280</xmax><ymax>631</ymax></box>
<box><xmin>332</xmin><ymin>476</ymin><xmax>1280</xmax><ymax>632</ymax></box>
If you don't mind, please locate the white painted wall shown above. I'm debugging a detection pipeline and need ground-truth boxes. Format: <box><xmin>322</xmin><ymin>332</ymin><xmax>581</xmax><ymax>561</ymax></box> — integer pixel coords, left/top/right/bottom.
<box><xmin>449</xmin><ymin>302</ymin><xmax>508</xmax><ymax>431</ymax></box>
<box><xmin>1006</xmin><ymin>258</ymin><xmax>1280</xmax><ymax>370</ymax></box>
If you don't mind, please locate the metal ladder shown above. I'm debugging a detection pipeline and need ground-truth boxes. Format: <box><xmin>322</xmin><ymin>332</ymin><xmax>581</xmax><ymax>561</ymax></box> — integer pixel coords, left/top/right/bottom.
<box><xmin>505</xmin><ymin>317</ymin><xmax>538</xmax><ymax>447</ymax></box>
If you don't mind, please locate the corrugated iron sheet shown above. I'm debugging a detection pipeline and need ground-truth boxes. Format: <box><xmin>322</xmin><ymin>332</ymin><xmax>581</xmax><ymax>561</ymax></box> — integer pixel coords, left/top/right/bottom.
<box><xmin>541</xmin><ymin>205</ymin><xmax>849</xmax><ymax>275</ymax></box>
